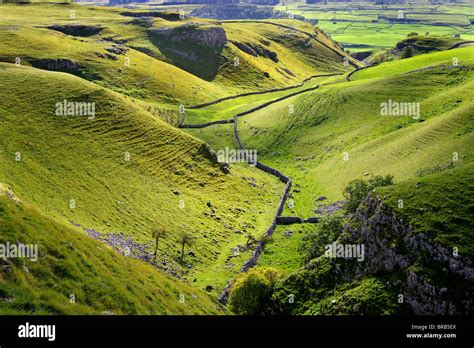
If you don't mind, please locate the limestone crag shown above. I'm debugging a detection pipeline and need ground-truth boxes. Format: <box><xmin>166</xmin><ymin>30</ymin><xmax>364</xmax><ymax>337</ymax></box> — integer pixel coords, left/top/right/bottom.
<box><xmin>341</xmin><ymin>193</ymin><xmax>474</xmax><ymax>314</ymax></box>
<box><xmin>149</xmin><ymin>24</ymin><xmax>227</xmax><ymax>48</ymax></box>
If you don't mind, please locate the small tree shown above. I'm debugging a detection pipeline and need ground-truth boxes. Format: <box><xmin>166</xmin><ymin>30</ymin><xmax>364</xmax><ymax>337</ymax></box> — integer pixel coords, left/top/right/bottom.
<box><xmin>177</xmin><ymin>231</ymin><xmax>194</xmax><ymax>262</ymax></box>
<box><xmin>229</xmin><ymin>267</ymin><xmax>283</xmax><ymax>315</ymax></box>
<box><xmin>245</xmin><ymin>233</ymin><xmax>256</xmax><ymax>246</ymax></box>
<box><xmin>151</xmin><ymin>228</ymin><xmax>168</xmax><ymax>263</ymax></box>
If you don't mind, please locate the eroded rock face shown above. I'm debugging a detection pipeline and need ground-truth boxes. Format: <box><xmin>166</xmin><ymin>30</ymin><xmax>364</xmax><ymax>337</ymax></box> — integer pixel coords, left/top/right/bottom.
<box><xmin>126</xmin><ymin>18</ymin><xmax>154</xmax><ymax>28</ymax></box>
<box><xmin>230</xmin><ymin>40</ymin><xmax>278</xmax><ymax>62</ymax></box>
<box><xmin>342</xmin><ymin>194</ymin><xmax>474</xmax><ymax>314</ymax></box>
<box><xmin>47</xmin><ymin>24</ymin><xmax>103</xmax><ymax>37</ymax></box>
<box><xmin>149</xmin><ymin>24</ymin><xmax>227</xmax><ymax>48</ymax></box>
<box><xmin>147</xmin><ymin>23</ymin><xmax>227</xmax><ymax>80</ymax></box>
<box><xmin>30</xmin><ymin>58</ymin><xmax>81</xmax><ymax>73</ymax></box>
<box><xmin>105</xmin><ymin>45</ymin><xmax>128</xmax><ymax>55</ymax></box>
<box><xmin>342</xmin><ymin>196</ymin><xmax>413</xmax><ymax>274</ymax></box>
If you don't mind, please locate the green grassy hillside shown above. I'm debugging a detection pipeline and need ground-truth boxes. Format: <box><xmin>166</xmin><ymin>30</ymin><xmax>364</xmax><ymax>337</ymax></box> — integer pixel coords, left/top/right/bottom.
<box><xmin>184</xmin><ymin>74</ymin><xmax>343</xmax><ymax>125</ymax></box>
<box><xmin>0</xmin><ymin>4</ymin><xmax>226</xmax><ymax>105</ymax></box>
<box><xmin>0</xmin><ymin>193</ymin><xmax>224</xmax><ymax>314</ymax></box>
<box><xmin>353</xmin><ymin>46</ymin><xmax>474</xmax><ymax>81</ymax></box>
<box><xmin>1</xmin><ymin>2</ymin><xmax>472</xmax><ymax>316</ymax></box>
<box><xmin>181</xmin><ymin>47</ymin><xmax>473</xmax><ymax>221</ymax></box>
<box><xmin>0</xmin><ymin>62</ymin><xmax>284</xmax><ymax>299</ymax></box>
<box><xmin>231</xmin><ymin>49</ymin><xmax>474</xmax><ymax>217</ymax></box>
<box><xmin>0</xmin><ymin>3</ymin><xmax>355</xmax><ymax>108</ymax></box>
<box><xmin>378</xmin><ymin>162</ymin><xmax>474</xmax><ymax>255</ymax></box>
<box><xmin>366</xmin><ymin>34</ymin><xmax>471</xmax><ymax>65</ymax></box>
<box><xmin>0</xmin><ymin>3</ymin><xmax>356</xmax><ymax>313</ymax></box>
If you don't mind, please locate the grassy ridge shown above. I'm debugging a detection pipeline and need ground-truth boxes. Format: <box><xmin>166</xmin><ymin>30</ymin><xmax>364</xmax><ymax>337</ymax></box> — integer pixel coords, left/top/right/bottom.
<box><xmin>353</xmin><ymin>46</ymin><xmax>474</xmax><ymax>81</ymax></box>
<box><xmin>0</xmin><ymin>6</ymin><xmax>226</xmax><ymax>105</ymax></box>
<box><xmin>185</xmin><ymin>74</ymin><xmax>341</xmax><ymax>125</ymax></box>
<box><xmin>378</xmin><ymin>162</ymin><xmax>474</xmax><ymax>255</ymax></box>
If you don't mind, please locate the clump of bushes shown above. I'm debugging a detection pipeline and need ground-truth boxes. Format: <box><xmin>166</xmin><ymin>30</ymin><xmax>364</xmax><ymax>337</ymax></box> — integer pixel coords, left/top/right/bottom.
<box><xmin>229</xmin><ymin>267</ymin><xmax>283</xmax><ymax>315</ymax></box>
<box><xmin>299</xmin><ymin>215</ymin><xmax>344</xmax><ymax>263</ymax></box>
<box><xmin>298</xmin><ymin>175</ymin><xmax>394</xmax><ymax>264</ymax></box>
<box><xmin>343</xmin><ymin>174</ymin><xmax>394</xmax><ymax>213</ymax></box>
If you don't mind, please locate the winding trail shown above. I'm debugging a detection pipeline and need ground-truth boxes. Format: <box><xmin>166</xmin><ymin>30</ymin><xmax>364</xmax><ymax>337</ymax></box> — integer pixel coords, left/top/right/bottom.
<box><xmin>177</xmin><ymin>71</ymin><xmax>348</xmax><ymax>304</ymax></box>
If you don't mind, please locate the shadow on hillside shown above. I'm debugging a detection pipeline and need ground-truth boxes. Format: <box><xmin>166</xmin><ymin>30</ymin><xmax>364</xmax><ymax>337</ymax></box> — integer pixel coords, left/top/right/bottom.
<box><xmin>147</xmin><ymin>30</ymin><xmax>225</xmax><ymax>81</ymax></box>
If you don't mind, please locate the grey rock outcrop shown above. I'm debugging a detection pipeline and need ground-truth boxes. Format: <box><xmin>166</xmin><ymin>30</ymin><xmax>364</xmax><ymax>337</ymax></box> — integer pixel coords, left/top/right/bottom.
<box><xmin>230</xmin><ymin>40</ymin><xmax>278</xmax><ymax>62</ymax></box>
<box><xmin>341</xmin><ymin>194</ymin><xmax>474</xmax><ymax>314</ymax></box>
<box><xmin>149</xmin><ymin>24</ymin><xmax>227</xmax><ymax>48</ymax></box>
<box><xmin>30</xmin><ymin>58</ymin><xmax>81</xmax><ymax>73</ymax></box>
